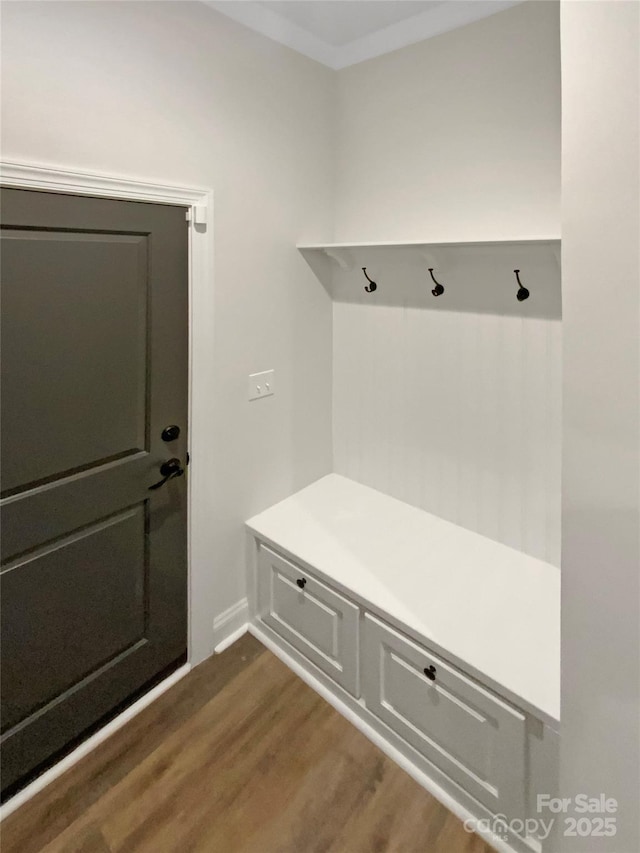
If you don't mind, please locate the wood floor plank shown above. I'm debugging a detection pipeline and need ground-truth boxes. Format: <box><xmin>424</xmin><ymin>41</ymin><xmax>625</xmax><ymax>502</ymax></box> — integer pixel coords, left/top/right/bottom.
<box><xmin>2</xmin><ymin>636</ymin><xmax>496</xmax><ymax>853</ymax></box>
<box><xmin>41</xmin><ymin>822</ymin><xmax>112</xmax><ymax>853</ymax></box>
<box><xmin>1</xmin><ymin>635</ymin><xmax>264</xmax><ymax>853</ymax></box>
<box><xmin>99</xmin><ymin>655</ymin><xmax>318</xmax><ymax>851</ymax></box>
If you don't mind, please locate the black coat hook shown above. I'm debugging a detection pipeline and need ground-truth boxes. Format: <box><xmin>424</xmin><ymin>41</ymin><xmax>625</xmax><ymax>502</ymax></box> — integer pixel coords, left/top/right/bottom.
<box><xmin>514</xmin><ymin>269</ymin><xmax>530</xmax><ymax>302</ymax></box>
<box><xmin>362</xmin><ymin>267</ymin><xmax>377</xmax><ymax>293</ymax></box>
<box><xmin>428</xmin><ymin>268</ymin><xmax>444</xmax><ymax>297</ymax></box>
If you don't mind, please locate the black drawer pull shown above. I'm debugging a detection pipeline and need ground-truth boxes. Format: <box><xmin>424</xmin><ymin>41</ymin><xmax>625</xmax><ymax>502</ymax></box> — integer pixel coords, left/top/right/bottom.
<box><xmin>423</xmin><ymin>665</ymin><xmax>436</xmax><ymax>681</ymax></box>
<box><xmin>296</xmin><ymin>578</ymin><xmax>307</xmax><ymax>589</ymax></box>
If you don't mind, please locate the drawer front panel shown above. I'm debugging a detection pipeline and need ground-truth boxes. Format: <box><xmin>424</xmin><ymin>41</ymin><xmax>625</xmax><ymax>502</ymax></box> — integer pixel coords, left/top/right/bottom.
<box><xmin>363</xmin><ymin>614</ymin><xmax>525</xmax><ymax>818</ymax></box>
<box><xmin>257</xmin><ymin>545</ymin><xmax>359</xmax><ymax>696</ymax></box>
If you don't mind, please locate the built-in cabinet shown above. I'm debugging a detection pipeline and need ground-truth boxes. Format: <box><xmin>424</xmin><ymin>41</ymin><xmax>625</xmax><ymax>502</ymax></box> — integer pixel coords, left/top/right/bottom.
<box><xmin>247</xmin><ymin>237</ymin><xmax>561</xmax><ymax>853</ymax></box>
<box><xmin>247</xmin><ymin>474</ymin><xmax>560</xmax><ymax>853</ymax></box>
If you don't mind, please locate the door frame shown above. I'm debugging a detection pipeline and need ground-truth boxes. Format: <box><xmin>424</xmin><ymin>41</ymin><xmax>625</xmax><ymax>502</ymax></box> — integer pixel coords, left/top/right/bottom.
<box><xmin>0</xmin><ymin>160</ymin><xmax>215</xmax><ymax>669</ymax></box>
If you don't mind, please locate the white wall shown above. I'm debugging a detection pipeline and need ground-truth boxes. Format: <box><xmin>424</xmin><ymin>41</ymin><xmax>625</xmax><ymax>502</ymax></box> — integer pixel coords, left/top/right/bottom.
<box><xmin>560</xmin><ymin>2</ymin><xmax>640</xmax><ymax>850</ymax></box>
<box><xmin>329</xmin><ymin>2</ymin><xmax>562</xmax><ymax>563</ymax></box>
<box><xmin>0</xmin><ymin>0</ymin><xmax>335</xmax><ymax>663</ymax></box>
<box><xmin>333</xmin><ymin>1</ymin><xmax>560</xmax><ymax>242</ymax></box>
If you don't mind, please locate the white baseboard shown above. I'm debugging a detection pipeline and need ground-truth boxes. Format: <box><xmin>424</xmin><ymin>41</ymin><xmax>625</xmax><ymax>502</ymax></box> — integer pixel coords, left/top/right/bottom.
<box><xmin>213</xmin><ymin>598</ymin><xmax>249</xmax><ymax>653</ymax></box>
<box><xmin>0</xmin><ymin>662</ymin><xmax>191</xmax><ymax>823</ymax></box>
<box><xmin>249</xmin><ymin>622</ymin><xmax>524</xmax><ymax>853</ymax></box>
<box><xmin>214</xmin><ymin>623</ymin><xmax>248</xmax><ymax>653</ymax></box>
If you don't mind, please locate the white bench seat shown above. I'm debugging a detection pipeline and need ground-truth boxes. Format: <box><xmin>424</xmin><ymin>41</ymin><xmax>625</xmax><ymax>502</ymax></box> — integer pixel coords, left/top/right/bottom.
<box><xmin>246</xmin><ymin>473</ymin><xmax>560</xmax><ymax>726</ymax></box>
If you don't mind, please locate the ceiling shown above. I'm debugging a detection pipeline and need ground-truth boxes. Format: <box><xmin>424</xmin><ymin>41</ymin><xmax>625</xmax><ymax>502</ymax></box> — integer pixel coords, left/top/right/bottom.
<box><xmin>204</xmin><ymin>0</ymin><xmax>523</xmax><ymax>69</ymax></box>
<box><xmin>261</xmin><ymin>1</ymin><xmax>443</xmax><ymax>47</ymax></box>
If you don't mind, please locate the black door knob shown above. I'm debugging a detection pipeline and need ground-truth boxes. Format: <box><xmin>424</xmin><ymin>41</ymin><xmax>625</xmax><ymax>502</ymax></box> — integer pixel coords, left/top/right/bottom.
<box><xmin>149</xmin><ymin>458</ymin><xmax>185</xmax><ymax>490</ymax></box>
<box><xmin>296</xmin><ymin>578</ymin><xmax>307</xmax><ymax>589</ymax></box>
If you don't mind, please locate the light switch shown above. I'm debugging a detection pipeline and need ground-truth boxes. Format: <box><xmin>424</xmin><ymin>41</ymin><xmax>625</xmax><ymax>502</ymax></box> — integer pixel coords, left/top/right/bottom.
<box><xmin>248</xmin><ymin>369</ymin><xmax>275</xmax><ymax>401</ymax></box>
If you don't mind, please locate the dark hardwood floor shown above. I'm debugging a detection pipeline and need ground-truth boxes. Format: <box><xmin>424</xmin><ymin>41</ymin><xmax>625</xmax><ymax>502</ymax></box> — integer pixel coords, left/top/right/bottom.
<box><xmin>1</xmin><ymin>634</ymin><xmax>494</xmax><ymax>853</ymax></box>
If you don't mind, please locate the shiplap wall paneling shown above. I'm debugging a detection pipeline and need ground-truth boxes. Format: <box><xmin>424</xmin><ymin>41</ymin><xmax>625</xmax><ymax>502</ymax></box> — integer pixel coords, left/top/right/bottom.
<box><xmin>330</xmin><ymin>244</ymin><xmax>561</xmax><ymax>566</ymax></box>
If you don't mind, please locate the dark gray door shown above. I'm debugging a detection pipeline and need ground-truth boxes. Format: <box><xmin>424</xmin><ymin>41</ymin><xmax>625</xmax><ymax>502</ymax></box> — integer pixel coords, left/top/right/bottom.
<box><xmin>0</xmin><ymin>188</ymin><xmax>189</xmax><ymax>797</ymax></box>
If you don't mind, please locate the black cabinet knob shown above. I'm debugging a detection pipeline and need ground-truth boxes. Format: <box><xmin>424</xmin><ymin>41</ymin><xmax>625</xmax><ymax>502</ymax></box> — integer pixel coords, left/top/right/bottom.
<box><xmin>423</xmin><ymin>665</ymin><xmax>436</xmax><ymax>681</ymax></box>
<box><xmin>296</xmin><ymin>578</ymin><xmax>307</xmax><ymax>589</ymax></box>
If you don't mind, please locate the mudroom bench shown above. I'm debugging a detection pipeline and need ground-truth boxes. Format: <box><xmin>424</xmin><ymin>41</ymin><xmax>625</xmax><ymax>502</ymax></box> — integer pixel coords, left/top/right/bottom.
<box><xmin>246</xmin><ymin>474</ymin><xmax>560</xmax><ymax>853</ymax></box>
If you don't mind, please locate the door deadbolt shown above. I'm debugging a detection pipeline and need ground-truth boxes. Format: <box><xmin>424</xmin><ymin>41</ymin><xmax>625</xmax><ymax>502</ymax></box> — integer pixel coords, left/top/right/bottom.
<box><xmin>161</xmin><ymin>425</ymin><xmax>180</xmax><ymax>442</ymax></box>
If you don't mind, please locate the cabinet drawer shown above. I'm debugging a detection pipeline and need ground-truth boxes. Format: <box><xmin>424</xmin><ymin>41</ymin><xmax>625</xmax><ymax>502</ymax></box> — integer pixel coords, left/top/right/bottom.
<box><xmin>257</xmin><ymin>544</ymin><xmax>359</xmax><ymax>696</ymax></box>
<box><xmin>362</xmin><ymin>614</ymin><xmax>525</xmax><ymax>818</ymax></box>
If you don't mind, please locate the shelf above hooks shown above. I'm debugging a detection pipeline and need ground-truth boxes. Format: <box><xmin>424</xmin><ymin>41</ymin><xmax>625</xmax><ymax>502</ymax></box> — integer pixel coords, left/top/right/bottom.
<box><xmin>297</xmin><ymin>236</ymin><xmax>562</xmax><ymax>319</ymax></box>
<box><xmin>297</xmin><ymin>237</ymin><xmax>561</xmax><ymax>253</ymax></box>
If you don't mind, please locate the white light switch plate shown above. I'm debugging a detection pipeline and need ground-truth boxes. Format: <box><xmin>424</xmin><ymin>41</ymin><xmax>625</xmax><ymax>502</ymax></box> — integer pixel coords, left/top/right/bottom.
<box><xmin>248</xmin><ymin>369</ymin><xmax>275</xmax><ymax>401</ymax></box>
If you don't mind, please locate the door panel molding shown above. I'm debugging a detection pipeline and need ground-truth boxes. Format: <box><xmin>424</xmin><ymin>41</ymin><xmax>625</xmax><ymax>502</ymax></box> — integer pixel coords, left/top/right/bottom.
<box><xmin>0</xmin><ymin>160</ymin><xmax>215</xmax><ymax>671</ymax></box>
<box><xmin>1</xmin><ymin>227</ymin><xmax>150</xmax><ymax>493</ymax></box>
